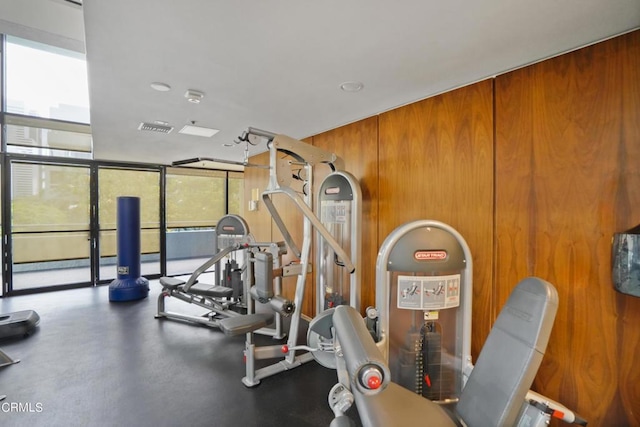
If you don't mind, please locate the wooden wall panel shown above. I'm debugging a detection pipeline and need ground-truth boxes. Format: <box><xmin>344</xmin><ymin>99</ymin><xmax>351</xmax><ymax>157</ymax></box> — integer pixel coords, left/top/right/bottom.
<box><xmin>617</xmin><ymin>30</ymin><xmax>640</xmax><ymax>426</ymax></box>
<box><xmin>312</xmin><ymin>117</ymin><xmax>379</xmax><ymax>313</ymax></box>
<box><xmin>243</xmin><ymin>151</ymin><xmax>272</xmax><ymax>242</ymax></box>
<box><xmin>378</xmin><ymin>80</ymin><xmax>495</xmax><ymax>359</ymax></box>
<box><xmin>495</xmin><ymin>30</ymin><xmax>640</xmax><ymax>426</ymax></box>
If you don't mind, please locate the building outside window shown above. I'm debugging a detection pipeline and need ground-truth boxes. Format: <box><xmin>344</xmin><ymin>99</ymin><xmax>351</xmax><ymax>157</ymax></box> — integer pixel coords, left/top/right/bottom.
<box><xmin>0</xmin><ymin>34</ymin><xmax>243</xmax><ymax>295</ymax></box>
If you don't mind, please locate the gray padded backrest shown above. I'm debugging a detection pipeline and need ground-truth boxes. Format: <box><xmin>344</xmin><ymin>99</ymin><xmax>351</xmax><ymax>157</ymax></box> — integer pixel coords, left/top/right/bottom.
<box><xmin>456</xmin><ymin>277</ymin><xmax>559</xmax><ymax>427</ymax></box>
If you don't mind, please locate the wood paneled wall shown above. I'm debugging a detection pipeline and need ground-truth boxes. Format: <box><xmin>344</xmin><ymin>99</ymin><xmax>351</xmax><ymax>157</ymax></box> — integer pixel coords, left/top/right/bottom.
<box><xmin>243</xmin><ymin>30</ymin><xmax>639</xmax><ymax>427</ymax></box>
<box><xmin>242</xmin><ymin>151</ymin><xmax>271</xmax><ymax>242</ymax></box>
<box><xmin>378</xmin><ymin>81</ymin><xmax>495</xmax><ymax>357</ymax></box>
<box><xmin>495</xmin><ymin>31</ymin><xmax>640</xmax><ymax>426</ymax></box>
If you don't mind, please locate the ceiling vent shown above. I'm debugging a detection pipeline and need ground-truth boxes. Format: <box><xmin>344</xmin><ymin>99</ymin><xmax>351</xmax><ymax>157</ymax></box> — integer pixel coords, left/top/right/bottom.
<box><xmin>138</xmin><ymin>122</ymin><xmax>174</xmax><ymax>134</ymax></box>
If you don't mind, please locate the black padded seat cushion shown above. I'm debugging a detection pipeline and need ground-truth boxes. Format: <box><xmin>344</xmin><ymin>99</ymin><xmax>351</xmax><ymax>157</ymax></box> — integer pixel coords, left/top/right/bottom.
<box><xmin>159</xmin><ymin>277</ymin><xmax>185</xmax><ymax>290</ymax></box>
<box><xmin>189</xmin><ymin>283</ymin><xmax>234</xmax><ymax>299</ymax></box>
<box><xmin>218</xmin><ymin>313</ymin><xmax>274</xmax><ymax>337</ymax></box>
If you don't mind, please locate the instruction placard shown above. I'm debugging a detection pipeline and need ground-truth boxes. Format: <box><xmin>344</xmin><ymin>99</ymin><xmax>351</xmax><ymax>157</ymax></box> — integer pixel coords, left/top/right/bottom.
<box><xmin>321</xmin><ymin>201</ymin><xmax>349</xmax><ymax>224</ymax></box>
<box><xmin>397</xmin><ymin>274</ymin><xmax>461</xmax><ymax>310</ymax></box>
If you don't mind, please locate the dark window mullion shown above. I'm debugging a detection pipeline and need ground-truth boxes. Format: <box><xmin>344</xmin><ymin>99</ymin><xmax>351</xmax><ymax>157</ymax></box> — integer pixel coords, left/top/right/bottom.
<box><xmin>90</xmin><ymin>163</ymin><xmax>99</xmax><ymax>285</ymax></box>
<box><xmin>160</xmin><ymin>166</ymin><xmax>167</xmax><ymax>277</ymax></box>
<box><xmin>2</xmin><ymin>153</ymin><xmax>13</xmax><ymax>295</ymax></box>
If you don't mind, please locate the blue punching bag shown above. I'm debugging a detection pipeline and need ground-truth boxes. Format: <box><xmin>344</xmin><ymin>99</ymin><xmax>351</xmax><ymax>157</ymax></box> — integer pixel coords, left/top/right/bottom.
<box><xmin>109</xmin><ymin>196</ymin><xmax>149</xmax><ymax>302</ymax></box>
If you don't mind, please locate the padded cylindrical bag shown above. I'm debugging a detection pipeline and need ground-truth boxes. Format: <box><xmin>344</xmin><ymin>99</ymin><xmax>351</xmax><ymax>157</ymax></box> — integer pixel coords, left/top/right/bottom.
<box><xmin>612</xmin><ymin>224</ymin><xmax>640</xmax><ymax>297</ymax></box>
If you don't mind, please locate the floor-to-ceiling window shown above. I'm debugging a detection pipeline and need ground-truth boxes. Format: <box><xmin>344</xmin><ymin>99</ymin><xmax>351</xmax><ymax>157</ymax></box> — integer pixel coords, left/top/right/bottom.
<box><xmin>0</xmin><ymin>34</ymin><xmax>244</xmax><ymax>296</ymax></box>
<box><xmin>2</xmin><ymin>34</ymin><xmax>93</xmax><ymax>294</ymax></box>
<box><xmin>227</xmin><ymin>171</ymin><xmax>244</xmax><ymax>216</ymax></box>
<box><xmin>98</xmin><ymin>167</ymin><xmax>162</xmax><ymax>281</ymax></box>
<box><xmin>165</xmin><ymin>167</ymin><xmax>226</xmax><ymax>276</ymax></box>
<box><xmin>10</xmin><ymin>161</ymin><xmax>91</xmax><ymax>290</ymax></box>
<box><xmin>4</xmin><ymin>36</ymin><xmax>90</xmax><ymax>125</ymax></box>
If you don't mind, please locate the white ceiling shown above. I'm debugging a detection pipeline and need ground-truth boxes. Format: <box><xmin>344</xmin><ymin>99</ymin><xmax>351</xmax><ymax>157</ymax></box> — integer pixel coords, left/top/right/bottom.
<box><xmin>3</xmin><ymin>1</ymin><xmax>640</xmax><ymax>169</ymax></box>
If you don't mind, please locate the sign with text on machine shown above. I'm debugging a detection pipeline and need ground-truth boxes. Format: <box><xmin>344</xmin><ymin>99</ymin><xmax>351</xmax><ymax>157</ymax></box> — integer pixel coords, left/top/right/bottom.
<box><xmin>397</xmin><ymin>274</ymin><xmax>461</xmax><ymax>310</ymax></box>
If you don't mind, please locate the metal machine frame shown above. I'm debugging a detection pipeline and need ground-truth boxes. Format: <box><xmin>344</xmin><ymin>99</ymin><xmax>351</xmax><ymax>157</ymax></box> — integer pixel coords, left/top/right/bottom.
<box><xmin>220</xmin><ymin>128</ymin><xmax>357</xmax><ymax>387</ymax></box>
<box><xmin>156</xmin><ymin>214</ymin><xmax>287</xmax><ymax>338</ymax></box>
<box><xmin>0</xmin><ymin>348</ymin><xmax>19</xmax><ymax>368</ymax></box>
<box><xmin>315</xmin><ymin>171</ymin><xmax>362</xmax><ymax>313</ymax></box>
<box><xmin>303</xmin><ymin>219</ymin><xmax>585</xmax><ymax>425</ymax></box>
<box><xmin>370</xmin><ymin>219</ymin><xmax>585</xmax><ymax>426</ymax></box>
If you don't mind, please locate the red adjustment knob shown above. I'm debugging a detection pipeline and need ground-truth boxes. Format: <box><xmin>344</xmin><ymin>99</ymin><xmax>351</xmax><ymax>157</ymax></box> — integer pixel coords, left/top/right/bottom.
<box><xmin>281</xmin><ymin>345</ymin><xmax>289</xmax><ymax>354</ymax></box>
<box><xmin>360</xmin><ymin>366</ymin><xmax>383</xmax><ymax>390</ymax></box>
<box><xmin>367</xmin><ymin>375</ymin><xmax>381</xmax><ymax>389</ymax></box>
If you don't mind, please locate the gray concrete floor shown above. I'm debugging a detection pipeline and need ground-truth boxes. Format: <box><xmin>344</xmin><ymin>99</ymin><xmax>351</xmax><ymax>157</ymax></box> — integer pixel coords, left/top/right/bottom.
<box><xmin>0</xmin><ymin>282</ymin><xmax>362</xmax><ymax>427</ymax></box>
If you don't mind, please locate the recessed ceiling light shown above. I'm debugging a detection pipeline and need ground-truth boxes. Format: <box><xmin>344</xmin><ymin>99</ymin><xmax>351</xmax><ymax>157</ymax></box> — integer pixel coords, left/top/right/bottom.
<box><xmin>185</xmin><ymin>89</ymin><xmax>205</xmax><ymax>103</ymax></box>
<box><xmin>223</xmin><ymin>143</ymin><xmax>233</xmax><ymax>147</ymax></box>
<box><xmin>339</xmin><ymin>81</ymin><xmax>364</xmax><ymax>92</ymax></box>
<box><xmin>179</xmin><ymin>124</ymin><xmax>219</xmax><ymax>138</ymax></box>
<box><xmin>150</xmin><ymin>82</ymin><xmax>171</xmax><ymax>92</ymax></box>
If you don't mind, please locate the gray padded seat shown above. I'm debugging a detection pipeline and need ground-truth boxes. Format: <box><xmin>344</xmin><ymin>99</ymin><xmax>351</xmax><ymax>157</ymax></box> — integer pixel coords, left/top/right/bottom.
<box><xmin>188</xmin><ymin>283</ymin><xmax>234</xmax><ymax>299</ymax></box>
<box><xmin>349</xmin><ymin>277</ymin><xmax>558</xmax><ymax>427</ymax></box>
<box><xmin>218</xmin><ymin>313</ymin><xmax>274</xmax><ymax>336</ymax></box>
<box><xmin>455</xmin><ymin>276</ymin><xmax>559</xmax><ymax>427</ymax></box>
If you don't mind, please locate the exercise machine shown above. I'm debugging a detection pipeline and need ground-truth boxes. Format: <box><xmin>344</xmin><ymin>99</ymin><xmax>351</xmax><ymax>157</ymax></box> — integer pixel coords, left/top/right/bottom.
<box><xmin>0</xmin><ymin>310</ymin><xmax>40</xmax><ymax>368</ymax></box>
<box><xmin>320</xmin><ymin>304</ymin><xmax>391</xmax><ymax>426</ymax></box>
<box><xmin>307</xmin><ymin>220</ymin><xmax>473</xmax><ymax>417</ymax></box>
<box><xmin>0</xmin><ymin>310</ymin><xmax>40</xmax><ymax>341</ymax></box>
<box><xmin>308</xmin><ymin>220</ymin><xmax>586</xmax><ymax>426</ymax></box>
<box><xmin>307</xmin><ymin>170</ymin><xmax>363</xmax><ymax>369</ymax></box>
<box><xmin>218</xmin><ymin>127</ymin><xmax>357</xmax><ymax>387</ymax></box>
<box><xmin>156</xmin><ymin>214</ymin><xmax>288</xmax><ymax>338</ymax></box>
<box><xmin>0</xmin><ymin>348</ymin><xmax>19</xmax><ymax>368</ymax></box>
<box><xmin>372</xmin><ymin>220</ymin><xmax>473</xmax><ymax>402</ymax></box>
<box><xmin>319</xmin><ymin>278</ymin><xmax>584</xmax><ymax>427</ymax></box>
<box><xmin>316</xmin><ymin>171</ymin><xmax>362</xmax><ymax>312</ymax></box>
<box><xmin>368</xmin><ymin>220</ymin><xmax>585</xmax><ymax>425</ymax></box>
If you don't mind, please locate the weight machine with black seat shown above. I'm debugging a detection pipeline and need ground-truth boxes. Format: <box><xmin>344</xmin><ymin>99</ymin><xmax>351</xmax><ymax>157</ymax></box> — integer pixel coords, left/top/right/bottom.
<box><xmin>156</xmin><ymin>214</ymin><xmax>288</xmax><ymax>338</ymax></box>
<box><xmin>218</xmin><ymin>127</ymin><xmax>358</xmax><ymax>387</ymax></box>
